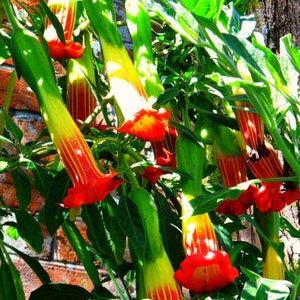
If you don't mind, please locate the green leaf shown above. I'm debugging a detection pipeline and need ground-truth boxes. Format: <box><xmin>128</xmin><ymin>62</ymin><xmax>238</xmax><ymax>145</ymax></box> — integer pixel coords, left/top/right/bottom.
<box><xmin>29</xmin><ymin>283</ymin><xmax>91</xmax><ymax>300</ymax></box>
<box><xmin>28</xmin><ymin>162</ymin><xmax>54</xmax><ymax>198</ymax></box>
<box><xmin>155</xmin><ymin>87</ymin><xmax>181</xmax><ymax>107</ymax></box>
<box><xmin>191</xmin><ymin>182</ymin><xmax>251</xmax><ymax>215</ymax></box>
<box><xmin>280</xmin><ymin>216</ymin><xmax>300</xmax><ymax>238</ymax></box>
<box><xmin>13</xmin><ymin>208</ymin><xmax>44</xmax><ymax>253</ymax></box>
<box><xmin>11</xmin><ymin>168</ymin><xmax>32</xmax><ymax>209</ymax></box>
<box><xmin>43</xmin><ymin>169</ymin><xmax>69</xmax><ymax>235</ymax></box>
<box><xmin>241</xmin><ymin>267</ymin><xmax>292</xmax><ymax>300</ymax></box>
<box><xmin>0</xmin><ymin>34</ymin><xmax>11</xmax><ymax>64</ymax></box>
<box><xmin>116</xmin><ymin>195</ymin><xmax>146</xmax><ymax>261</ymax></box>
<box><xmin>0</xmin><ymin>245</ymin><xmax>26</xmax><ymax>300</ymax></box>
<box><xmin>62</xmin><ymin>219</ymin><xmax>101</xmax><ymax>286</ymax></box>
<box><xmin>147</xmin><ymin>0</ymin><xmax>201</xmax><ymax>45</ymax></box>
<box><xmin>39</xmin><ymin>0</ymin><xmax>65</xmax><ymax>43</ymax></box>
<box><xmin>82</xmin><ymin>197</ymin><xmax>126</xmax><ymax>265</ymax></box>
<box><xmin>222</xmin><ymin>34</ymin><xmax>263</xmax><ymax>75</ymax></box>
<box><xmin>4</xmin><ymin>112</ymin><xmax>23</xmax><ymax>146</ymax></box>
<box><xmin>280</xmin><ymin>34</ymin><xmax>300</xmax><ymax>74</ymax></box>
<box><xmin>154</xmin><ymin>189</ymin><xmax>183</xmax><ymax>269</ymax></box>
<box><xmin>5</xmin><ymin>226</ymin><xmax>19</xmax><ymax>240</ymax></box>
<box><xmin>4</xmin><ymin>242</ymin><xmax>51</xmax><ymax>284</ymax></box>
<box><xmin>178</xmin><ymin>0</ymin><xmax>224</xmax><ymax>20</ymax></box>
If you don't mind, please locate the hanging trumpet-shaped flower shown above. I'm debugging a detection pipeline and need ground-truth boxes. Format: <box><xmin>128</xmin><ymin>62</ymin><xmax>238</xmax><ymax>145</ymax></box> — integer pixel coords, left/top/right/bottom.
<box><xmin>215</xmin><ymin>150</ymin><xmax>257</xmax><ymax>215</ymax></box>
<box><xmin>67</xmin><ymin>33</ymin><xmax>99</xmax><ymax>127</ymax></box>
<box><xmin>44</xmin><ymin>0</ymin><xmax>84</xmax><ymax>59</ymax></box>
<box><xmin>247</xmin><ymin>140</ymin><xmax>300</xmax><ymax>211</ymax></box>
<box><xmin>4</xmin><ymin>1</ymin><xmax>123</xmax><ymax>209</ymax></box>
<box><xmin>175</xmin><ymin>132</ymin><xmax>239</xmax><ymax>294</ymax></box>
<box><xmin>234</xmin><ymin>60</ymin><xmax>265</xmax><ymax>161</ymax></box>
<box><xmin>212</xmin><ymin>125</ymin><xmax>257</xmax><ymax>215</ymax></box>
<box><xmin>175</xmin><ymin>198</ymin><xmax>239</xmax><ymax>294</ymax></box>
<box><xmin>84</xmin><ymin>0</ymin><xmax>170</xmax><ymax>142</ymax></box>
<box><xmin>142</xmin><ymin>250</ymin><xmax>183</xmax><ymax>300</ymax></box>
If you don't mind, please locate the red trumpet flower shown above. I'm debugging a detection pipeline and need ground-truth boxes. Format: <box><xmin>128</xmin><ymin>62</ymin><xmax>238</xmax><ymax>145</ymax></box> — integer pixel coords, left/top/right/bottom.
<box><xmin>118</xmin><ymin>108</ymin><xmax>171</xmax><ymax>142</ymax></box>
<box><xmin>174</xmin><ymin>251</ymin><xmax>239</xmax><ymax>294</ymax></box>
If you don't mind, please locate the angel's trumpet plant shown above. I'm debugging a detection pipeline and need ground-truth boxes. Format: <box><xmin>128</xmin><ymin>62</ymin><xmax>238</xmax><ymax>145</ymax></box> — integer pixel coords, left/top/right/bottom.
<box><xmin>175</xmin><ymin>131</ymin><xmax>239</xmax><ymax>294</ymax></box>
<box><xmin>83</xmin><ymin>0</ymin><xmax>170</xmax><ymax>143</ymax></box>
<box><xmin>44</xmin><ymin>0</ymin><xmax>84</xmax><ymax>59</ymax></box>
<box><xmin>4</xmin><ymin>0</ymin><xmax>123</xmax><ymax>208</ymax></box>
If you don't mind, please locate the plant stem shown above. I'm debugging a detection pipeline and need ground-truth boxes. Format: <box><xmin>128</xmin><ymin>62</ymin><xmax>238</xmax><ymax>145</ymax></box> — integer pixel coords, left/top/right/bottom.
<box><xmin>105</xmin><ymin>263</ymin><xmax>131</xmax><ymax>300</ymax></box>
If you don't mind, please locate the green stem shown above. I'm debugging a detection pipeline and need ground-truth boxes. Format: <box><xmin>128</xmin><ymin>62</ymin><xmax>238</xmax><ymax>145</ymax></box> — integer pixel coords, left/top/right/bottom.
<box><xmin>119</xmin><ymin>151</ymin><xmax>140</xmax><ymax>190</ymax></box>
<box><xmin>3</xmin><ymin>0</ymin><xmax>22</xmax><ymax>30</ymax></box>
<box><xmin>290</xmin><ymin>272</ymin><xmax>300</xmax><ymax>300</ymax></box>
<box><xmin>105</xmin><ymin>263</ymin><xmax>131</xmax><ymax>300</ymax></box>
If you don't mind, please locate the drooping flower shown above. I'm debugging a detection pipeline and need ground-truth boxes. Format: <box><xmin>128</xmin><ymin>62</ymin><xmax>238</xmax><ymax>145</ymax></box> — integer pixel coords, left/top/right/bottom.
<box><xmin>67</xmin><ymin>33</ymin><xmax>99</xmax><ymax>126</ymax></box>
<box><xmin>176</xmin><ymin>200</ymin><xmax>239</xmax><ymax>293</ymax></box>
<box><xmin>247</xmin><ymin>140</ymin><xmax>300</xmax><ymax>211</ymax></box>
<box><xmin>142</xmin><ymin>250</ymin><xmax>183</xmax><ymax>300</ymax></box>
<box><xmin>143</xmin><ymin>148</ymin><xmax>176</xmax><ymax>184</ymax></box>
<box><xmin>93</xmin><ymin>28</ymin><xmax>171</xmax><ymax>142</ymax></box>
<box><xmin>44</xmin><ymin>0</ymin><xmax>84</xmax><ymax>59</ymax></box>
<box><xmin>174</xmin><ymin>251</ymin><xmax>239</xmax><ymax>294</ymax></box>
<box><xmin>118</xmin><ymin>108</ymin><xmax>171</xmax><ymax>142</ymax></box>
<box><xmin>235</xmin><ymin>103</ymin><xmax>265</xmax><ymax>161</ymax></box>
<box><xmin>215</xmin><ymin>150</ymin><xmax>257</xmax><ymax>215</ymax></box>
<box><xmin>4</xmin><ymin>0</ymin><xmax>123</xmax><ymax>209</ymax></box>
<box><xmin>234</xmin><ymin>59</ymin><xmax>265</xmax><ymax>161</ymax></box>
<box><xmin>46</xmin><ymin>99</ymin><xmax>123</xmax><ymax>209</ymax></box>
<box><xmin>63</xmin><ymin>169</ymin><xmax>123</xmax><ymax>208</ymax></box>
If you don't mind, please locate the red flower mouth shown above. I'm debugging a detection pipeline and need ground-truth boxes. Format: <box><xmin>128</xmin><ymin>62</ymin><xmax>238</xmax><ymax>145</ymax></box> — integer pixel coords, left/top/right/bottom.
<box><xmin>47</xmin><ymin>40</ymin><xmax>85</xmax><ymax>59</ymax></box>
<box><xmin>174</xmin><ymin>251</ymin><xmax>239</xmax><ymax>294</ymax></box>
<box><xmin>118</xmin><ymin>108</ymin><xmax>171</xmax><ymax>142</ymax></box>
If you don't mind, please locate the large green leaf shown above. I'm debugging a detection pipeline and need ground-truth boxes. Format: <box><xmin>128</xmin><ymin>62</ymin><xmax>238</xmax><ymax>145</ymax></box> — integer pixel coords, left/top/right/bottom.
<box><xmin>43</xmin><ymin>169</ymin><xmax>69</xmax><ymax>236</ymax></box>
<box><xmin>116</xmin><ymin>195</ymin><xmax>146</xmax><ymax>261</ymax></box>
<box><xmin>0</xmin><ymin>244</ymin><xmax>26</xmax><ymax>300</ymax></box>
<box><xmin>0</xmin><ymin>33</ymin><xmax>10</xmax><ymax>64</ymax></box>
<box><xmin>11</xmin><ymin>168</ymin><xmax>32</xmax><ymax>209</ymax></box>
<box><xmin>82</xmin><ymin>197</ymin><xmax>126</xmax><ymax>266</ymax></box>
<box><xmin>178</xmin><ymin>0</ymin><xmax>224</xmax><ymax>20</ymax></box>
<box><xmin>62</xmin><ymin>218</ymin><xmax>101</xmax><ymax>287</ymax></box>
<box><xmin>190</xmin><ymin>182</ymin><xmax>252</xmax><ymax>215</ymax></box>
<box><xmin>4</xmin><ymin>242</ymin><xmax>51</xmax><ymax>284</ymax></box>
<box><xmin>4</xmin><ymin>112</ymin><xmax>23</xmax><ymax>146</ymax></box>
<box><xmin>27</xmin><ymin>162</ymin><xmax>54</xmax><ymax>198</ymax></box>
<box><xmin>13</xmin><ymin>208</ymin><xmax>43</xmax><ymax>253</ymax></box>
<box><xmin>29</xmin><ymin>283</ymin><xmax>91</xmax><ymax>300</ymax></box>
<box><xmin>241</xmin><ymin>267</ymin><xmax>292</xmax><ymax>300</ymax></box>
